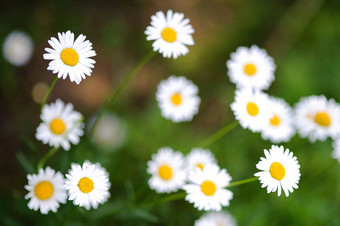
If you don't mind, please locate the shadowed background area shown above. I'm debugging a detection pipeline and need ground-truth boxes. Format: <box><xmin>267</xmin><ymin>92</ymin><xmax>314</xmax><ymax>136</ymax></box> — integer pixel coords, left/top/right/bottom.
<box><xmin>0</xmin><ymin>0</ymin><xmax>340</xmax><ymax>225</ymax></box>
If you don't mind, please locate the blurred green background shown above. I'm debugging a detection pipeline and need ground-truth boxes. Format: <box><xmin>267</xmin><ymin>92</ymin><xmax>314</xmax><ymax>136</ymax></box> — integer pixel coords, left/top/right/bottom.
<box><xmin>1</xmin><ymin>0</ymin><xmax>340</xmax><ymax>225</ymax></box>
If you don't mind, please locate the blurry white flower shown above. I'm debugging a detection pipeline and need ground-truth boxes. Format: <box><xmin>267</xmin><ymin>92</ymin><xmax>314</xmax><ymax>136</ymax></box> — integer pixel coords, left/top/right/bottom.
<box><xmin>195</xmin><ymin>211</ymin><xmax>237</xmax><ymax>226</ymax></box>
<box><xmin>3</xmin><ymin>30</ymin><xmax>33</xmax><ymax>66</ymax></box>
<box><xmin>186</xmin><ymin>148</ymin><xmax>216</xmax><ymax>172</ymax></box>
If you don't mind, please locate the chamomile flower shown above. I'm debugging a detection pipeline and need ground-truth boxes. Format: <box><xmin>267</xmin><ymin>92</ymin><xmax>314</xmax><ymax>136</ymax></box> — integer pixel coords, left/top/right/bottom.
<box><xmin>25</xmin><ymin>167</ymin><xmax>67</xmax><ymax>214</ymax></box>
<box><xmin>156</xmin><ymin>76</ymin><xmax>200</xmax><ymax>123</ymax></box>
<box><xmin>261</xmin><ymin>96</ymin><xmax>295</xmax><ymax>143</ymax></box>
<box><xmin>186</xmin><ymin>148</ymin><xmax>216</xmax><ymax>172</ymax></box>
<box><xmin>43</xmin><ymin>30</ymin><xmax>96</xmax><ymax>84</ymax></box>
<box><xmin>147</xmin><ymin>147</ymin><xmax>186</xmax><ymax>193</ymax></box>
<box><xmin>145</xmin><ymin>10</ymin><xmax>194</xmax><ymax>59</ymax></box>
<box><xmin>36</xmin><ymin>99</ymin><xmax>84</xmax><ymax>151</ymax></box>
<box><xmin>294</xmin><ymin>95</ymin><xmax>340</xmax><ymax>142</ymax></box>
<box><xmin>254</xmin><ymin>145</ymin><xmax>301</xmax><ymax>197</ymax></box>
<box><xmin>195</xmin><ymin>211</ymin><xmax>237</xmax><ymax>226</ymax></box>
<box><xmin>183</xmin><ymin>164</ymin><xmax>233</xmax><ymax>211</ymax></box>
<box><xmin>226</xmin><ymin>45</ymin><xmax>275</xmax><ymax>90</ymax></box>
<box><xmin>65</xmin><ymin>161</ymin><xmax>111</xmax><ymax>210</ymax></box>
<box><xmin>3</xmin><ymin>30</ymin><xmax>34</xmax><ymax>66</ymax></box>
<box><xmin>331</xmin><ymin>138</ymin><xmax>340</xmax><ymax>163</ymax></box>
<box><xmin>231</xmin><ymin>88</ymin><xmax>270</xmax><ymax>132</ymax></box>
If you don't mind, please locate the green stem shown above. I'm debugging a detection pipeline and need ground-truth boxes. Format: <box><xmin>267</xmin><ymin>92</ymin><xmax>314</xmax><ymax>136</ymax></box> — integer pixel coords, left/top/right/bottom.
<box><xmin>226</xmin><ymin>177</ymin><xmax>258</xmax><ymax>188</ymax></box>
<box><xmin>105</xmin><ymin>50</ymin><xmax>155</xmax><ymax>108</ymax></box>
<box><xmin>37</xmin><ymin>146</ymin><xmax>60</xmax><ymax>171</ymax></box>
<box><xmin>40</xmin><ymin>75</ymin><xmax>58</xmax><ymax>112</ymax></box>
<box><xmin>198</xmin><ymin>121</ymin><xmax>238</xmax><ymax>148</ymax></box>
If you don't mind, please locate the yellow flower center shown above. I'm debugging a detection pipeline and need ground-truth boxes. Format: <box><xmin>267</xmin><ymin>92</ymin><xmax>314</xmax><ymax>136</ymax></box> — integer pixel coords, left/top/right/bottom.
<box><xmin>78</xmin><ymin>177</ymin><xmax>94</xmax><ymax>193</ymax></box>
<box><xmin>246</xmin><ymin>102</ymin><xmax>259</xmax><ymax>116</ymax></box>
<box><xmin>201</xmin><ymin>180</ymin><xmax>217</xmax><ymax>196</ymax></box>
<box><xmin>195</xmin><ymin>163</ymin><xmax>204</xmax><ymax>170</ymax></box>
<box><xmin>314</xmin><ymin>112</ymin><xmax>331</xmax><ymax>127</ymax></box>
<box><xmin>269</xmin><ymin>162</ymin><xmax>285</xmax><ymax>181</ymax></box>
<box><xmin>244</xmin><ymin>63</ymin><xmax>257</xmax><ymax>76</ymax></box>
<box><xmin>158</xmin><ymin>165</ymin><xmax>173</xmax><ymax>180</ymax></box>
<box><xmin>171</xmin><ymin>93</ymin><xmax>182</xmax><ymax>106</ymax></box>
<box><xmin>34</xmin><ymin>181</ymin><xmax>54</xmax><ymax>200</ymax></box>
<box><xmin>161</xmin><ymin>27</ymin><xmax>177</xmax><ymax>43</ymax></box>
<box><xmin>49</xmin><ymin>118</ymin><xmax>66</xmax><ymax>135</ymax></box>
<box><xmin>270</xmin><ymin>114</ymin><xmax>281</xmax><ymax>126</ymax></box>
<box><xmin>60</xmin><ymin>48</ymin><xmax>79</xmax><ymax>66</ymax></box>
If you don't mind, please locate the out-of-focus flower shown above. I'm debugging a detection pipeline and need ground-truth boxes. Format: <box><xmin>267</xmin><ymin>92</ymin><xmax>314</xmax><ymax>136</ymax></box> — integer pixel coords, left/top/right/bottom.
<box><xmin>147</xmin><ymin>147</ymin><xmax>186</xmax><ymax>193</ymax></box>
<box><xmin>36</xmin><ymin>99</ymin><xmax>84</xmax><ymax>151</ymax></box>
<box><xmin>65</xmin><ymin>161</ymin><xmax>111</xmax><ymax>210</ymax></box>
<box><xmin>195</xmin><ymin>211</ymin><xmax>237</xmax><ymax>226</ymax></box>
<box><xmin>226</xmin><ymin>45</ymin><xmax>275</xmax><ymax>91</ymax></box>
<box><xmin>332</xmin><ymin>137</ymin><xmax>340</xmax><ymax>163</ymax></box>
<box><xmin>294</xmin><ymin>95</ymin><xmax>340</xmax><ymax>142</ymax></box>
<box><xmin>156</xmin><ymin>76</ymin><xmax>200</xmax><ymax>123</ymax></box>
<box><xmin>43</xmin><ymin>30</ymin><xmax>96</xmax><ymax>84</ymax></box>
<box><xmin>91</xmin><ymin>112</ymin><xmax>127</xmax><ymax>151</ymax></box>
<box><xmin>31</xmin><ymin>82</ymin><xmax>49</xmax><ymax>104</ymax></box>
<box><xmin>25</xmin><ymin>167</ymin><xmax>67</xmax><ymax>214</ymax></box>
<box><xmin>255</xmin><ymin>145</ymin><xmax>301</xmax><ymax>197</ymax></box>
<box><xmin>3</xmin><ymin>30</ymin><xmax>34</xmax><ymax>66</ymax></box>
<box><xmin>183</xmin><ymin>164</ymin><xmax>233</xmax><ymax>211</ymax></box>
<box><xmin>231</xmin><ymin>88</ymin><xmax>270</xmax><ymax>132</ymax></box>
<box><xmin>186</xmin><ymin>148</ymin><xmax>216</xmax><ymax>172</ymax></box>
<box><xmin>261</xmin><ymin>96</ymin><xmax>295</xmax><ymax>143</ymax></box>
<box><xmin>145</xmin><ymin>10</ymin><xmax>194</xmax><ymax>59</ymax></box>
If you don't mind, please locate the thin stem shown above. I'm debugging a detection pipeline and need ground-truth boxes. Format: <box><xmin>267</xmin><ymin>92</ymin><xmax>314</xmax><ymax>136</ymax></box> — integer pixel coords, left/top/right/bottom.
<box><xmin>37</xmin><ymin>146</ymin><xmax>60</xmax><ymax>171</ymax></box>
<box><xmin>106</xmin><ymin>50</ymin><xmax>155</xmax><ymax>108</ymax></box>
<box><xmin>198</xmin><ymin>121</ymin><xmax>238</xmax><ymax>148</ymax></box>
<box><xmin>40</xmin><ymin>75</ymin><xmax>58</xmax><ymax>112</ymax></box>
<box><xmin>226</xmin><ymin>177</ymin><xmax>258</xmax><ymax>188</ymax></box>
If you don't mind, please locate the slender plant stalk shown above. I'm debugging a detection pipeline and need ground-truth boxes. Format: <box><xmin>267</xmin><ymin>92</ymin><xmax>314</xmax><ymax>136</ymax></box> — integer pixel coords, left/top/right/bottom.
<box><xmin>37</xmin><ymin>146</ymin><xmax>60</xmax><ymax>171</ymax></box>
<box><xmin>105</xmin><ymin>50</ymin><xmax>155</xmax><ymax>108</ymax></box>
<box><xmin>198</xmin><ymin>121</ymin><xmax>238</xmax><ymax>148</ymax></box>
<box><xmin>226</xmin><ymin>177</ymin><xmax>258</xmax><ymax>188</ymax></box>
<box><xmin>40</xmin><ymin>75</ymin><xmax>58</xmax><ymax>112</ymax></box>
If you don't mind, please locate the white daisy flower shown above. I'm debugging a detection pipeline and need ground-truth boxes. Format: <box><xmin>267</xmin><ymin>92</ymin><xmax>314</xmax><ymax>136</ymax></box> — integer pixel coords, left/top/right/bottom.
<box><xmin>254</xmin><ymin>145</ymin><xmax>301</xmax><ymax>197</ymax></box>
<box><xmin>195</xmin><ymin>211</ymin><xmax>237</xmax><ymax>226</ymax></box>
<box><xmin>261</xmin><ymin>96</ymin><xmax>295</xmax><ymax>143</ymax></box>
<box><xmin>25</xmin><ymin>167</ymin><xmax>67</xmax><ymax>214</ymax></box>
<box><xmin>65</xmin><ymin>161</ymin><xmax>111</xmax><ymax>210</ymax></box>
<box><xmin>186</xmin><ymin>148</ymin><xmax>216</xmax><ymax>172</ymax></box>
<box><xmin>147</xmin><ymin>147</ymin><xmax>186</xmax><ymax>193</ymax></box>
<box><xmin>294</xmin><ymin>95</ymin><xmax>340</xmax><ymax>142</ymax></box>
<box><xmin>231</xmin><ymin>88</ymin><xmax>270</xmax><ymax>132</ymax></box>
<box><xmin>331</xmin><ymin>137</ymin><xmax>340</xmax><ymax>163</ymax></box>
<box><xmin>36</xmin><ymin>99</ymin><xmax>84</xmax><ymax>151</ymax></box>
<box><xmin>226</xmin><ymin>45</ymin><xmax>276</xmax><ymax>90</ymax></box>
<box><xmin>3</xmin><ymin>30</ymin><xmax>34</xmax><ymax>66</ymax></box>
<box><xmin>145</xmin><ymin>10</ymin><xmax>194</xmax><ymax>59</ymax></box>
<box><xmin>156</xmin><ymin>76</ymin><xmax>201</xmax><ymax>123</ymax></box>
<box><xmin>91</xmin><ymin>112</ymin><xmax>127</xmax><ymax>151</ymax></box>
<box><xmin>183</xmin><ymin>164</ymin><xmax>233</xmax><ymax>211</ymax></box>
<box><xmin>43</xmin><ymin>30</ymin><xmax>96</xmax><ymax>84</ymax></box>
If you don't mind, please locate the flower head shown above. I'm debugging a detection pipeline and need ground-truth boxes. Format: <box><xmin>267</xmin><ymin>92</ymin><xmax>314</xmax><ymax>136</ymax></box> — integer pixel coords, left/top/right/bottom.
<box><xmin>43</xmin><ymin>30</ymin><xmax>96</xmax><ymax>84</ymax></box>
<box><xmin>294</xmin><ymin>95</ymin><xmax>340</xmax><ymax>142</ymax></box>
<box><xmin>147</xmin><ymin>147</ymin><xmax>186</xmax><ymax>193</ymax></box>
<box><xmin>156</xmin><ymin>76</ymin><xmax>200</xmax><ymax>122</ymax></box>
<box><xmin>195</xmin><ymin>211</ymin><xmax>237</xmax><ymax>226</ymax></box>
<box><xmin>254</xmin><ymin>145</ymin><xmax>301</xmax><ymax>197</ymax></box>
<box><xmin>145</xmin><ymin>10</ymin><xmax>194</xmax><ymax>59</ymax></box>
<box><xmin>226</xmin><ymin>45</ymin><xmax>276</xmax><ymax>90</ymax></box>
<box><xmin>3</xmin><ymin>30</ymin><xmax>34</xmax><ymax>66</ymax></box>
<box><xmin>231</xmin><ymin>88</ymin><xmax>270</xmax><ymax>132</ymax></box>
<box><xmin>332</xmin><ymin>137</ymin><xmax>340</xmax><ymax>163</ymax></box>
<box><xmin>261</xmin><ymin>96</ymin><xmax>295</xmax><ymax>143</ymax></box>
<box><xmin>183</xmin><ymin>164</ymin><xmax>233</xmax><ymax>211</ymax></box>
<box><xmin>25</xmin><ymin>167</ymin><xmax>67</xmax><ymax>214</ymax></box>
<box><xmin>186</xmin><ymin>148</ymin><xmax>216</xmax><ymax>172</ymax></box>
<box><xmin>65</xmin><ymin>161</ymin><xmax>111</xmax><ymax>210</ymax></box>
<box><xmin>36</xmin><ymin>99</ymin><xmax>84</xmax><ymax>151</ymax></box>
